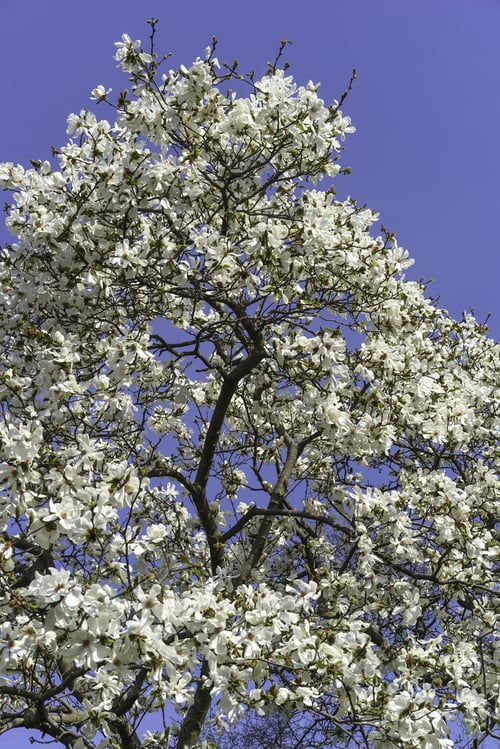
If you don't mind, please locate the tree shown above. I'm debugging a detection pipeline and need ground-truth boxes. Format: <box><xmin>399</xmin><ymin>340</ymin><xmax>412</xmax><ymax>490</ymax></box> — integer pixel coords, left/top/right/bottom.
<box><xmin>0</xmin><ymin>19</ymin><xmax>498</xmax><ymax>749</ymax></box>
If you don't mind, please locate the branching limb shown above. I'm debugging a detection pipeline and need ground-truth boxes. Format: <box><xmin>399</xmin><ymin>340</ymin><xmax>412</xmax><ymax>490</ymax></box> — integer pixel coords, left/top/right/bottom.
<box><xmin>175</xmin><ymin>659</ymin><xmax>212</xmax><ymax>749</ymax></box>
<box><xmin>221</xmin><ymin>506</ymin><xmax>352</xmax><ymax>544</ymax></box>
<box><xmin>193</xmin><ymin>347</ymin><xmax>266</xmax><ymax>572</ymax></box>
<box><xmin>233</xmin><ymin>437</ymin><xmax>300</xmax><ymax>587</ymax></box>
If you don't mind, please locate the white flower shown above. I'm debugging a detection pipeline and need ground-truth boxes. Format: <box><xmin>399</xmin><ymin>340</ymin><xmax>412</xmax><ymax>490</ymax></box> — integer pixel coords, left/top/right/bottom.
<box><xmin>90</xmin><ymin>84</ymin><xmax>112</xmax><ymax>101</ymax></box>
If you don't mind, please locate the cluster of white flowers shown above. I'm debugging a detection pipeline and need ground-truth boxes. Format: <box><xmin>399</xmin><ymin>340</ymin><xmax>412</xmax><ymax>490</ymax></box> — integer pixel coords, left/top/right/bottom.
<box><xmin>0</xmin><ymin>26</ymin><xmax>498</xmax><ymax>749</ymax></box>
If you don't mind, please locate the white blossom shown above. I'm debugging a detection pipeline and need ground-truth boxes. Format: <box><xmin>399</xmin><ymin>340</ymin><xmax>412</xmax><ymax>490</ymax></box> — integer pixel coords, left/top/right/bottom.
<box><xmin>0</xmin><ymin>25</ymin><xmax>497</xmax><ymax>749</ymax></box>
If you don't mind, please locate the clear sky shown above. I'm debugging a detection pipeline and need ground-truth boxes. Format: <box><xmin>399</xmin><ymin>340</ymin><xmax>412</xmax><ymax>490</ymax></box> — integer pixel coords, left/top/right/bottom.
<box><xmin>0</xmin><ymin>1</ymin><xmax>499</xmax><ymax>747</ymax></box>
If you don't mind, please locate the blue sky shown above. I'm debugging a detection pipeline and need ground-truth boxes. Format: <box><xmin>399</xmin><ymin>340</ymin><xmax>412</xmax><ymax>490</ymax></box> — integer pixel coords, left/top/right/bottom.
<box><xmin>0</xmin><ymin>1</ymin><xmax>499</xmax><ymax>747</ymax></box>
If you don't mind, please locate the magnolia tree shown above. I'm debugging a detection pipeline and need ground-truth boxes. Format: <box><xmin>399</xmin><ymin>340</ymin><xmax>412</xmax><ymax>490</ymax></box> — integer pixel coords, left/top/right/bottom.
<box><xmin>0</xmin><ymin>21</ymin><xmax>498</xmax><ymax>749</ymax></box>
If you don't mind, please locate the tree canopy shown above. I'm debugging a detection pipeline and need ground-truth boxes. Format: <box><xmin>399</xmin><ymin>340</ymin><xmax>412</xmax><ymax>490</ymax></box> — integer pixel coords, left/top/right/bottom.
<box><xmin>0</xmin><ymin>22</ymin><xmax>498</xmax><ymax>749</ymax></box>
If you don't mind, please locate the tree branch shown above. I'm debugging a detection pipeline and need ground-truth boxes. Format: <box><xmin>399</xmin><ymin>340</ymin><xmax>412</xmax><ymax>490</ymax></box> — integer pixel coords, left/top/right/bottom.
<box><xmin>193</xmin><ymin>347</ymin><xmax>265</xmax><ymax>572</ymax></box>
<box><xmin>175</xmin><ymin>659</ymin><xmax>212</xmax><ymax>749</ymax></box>
<box><xmin>220</xmin><ymin>506</ymin><xmax>352</xmax><ymax>543</ymax></box>
<box><xmin>233</xmin><ymin>438</ymin><xmax>300</xmax><ymax>587</ymax></box>
<box><xmin>111</xmin><ymin>667</ymin><xmax>148</xmax><ymax>717</ymax></box>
